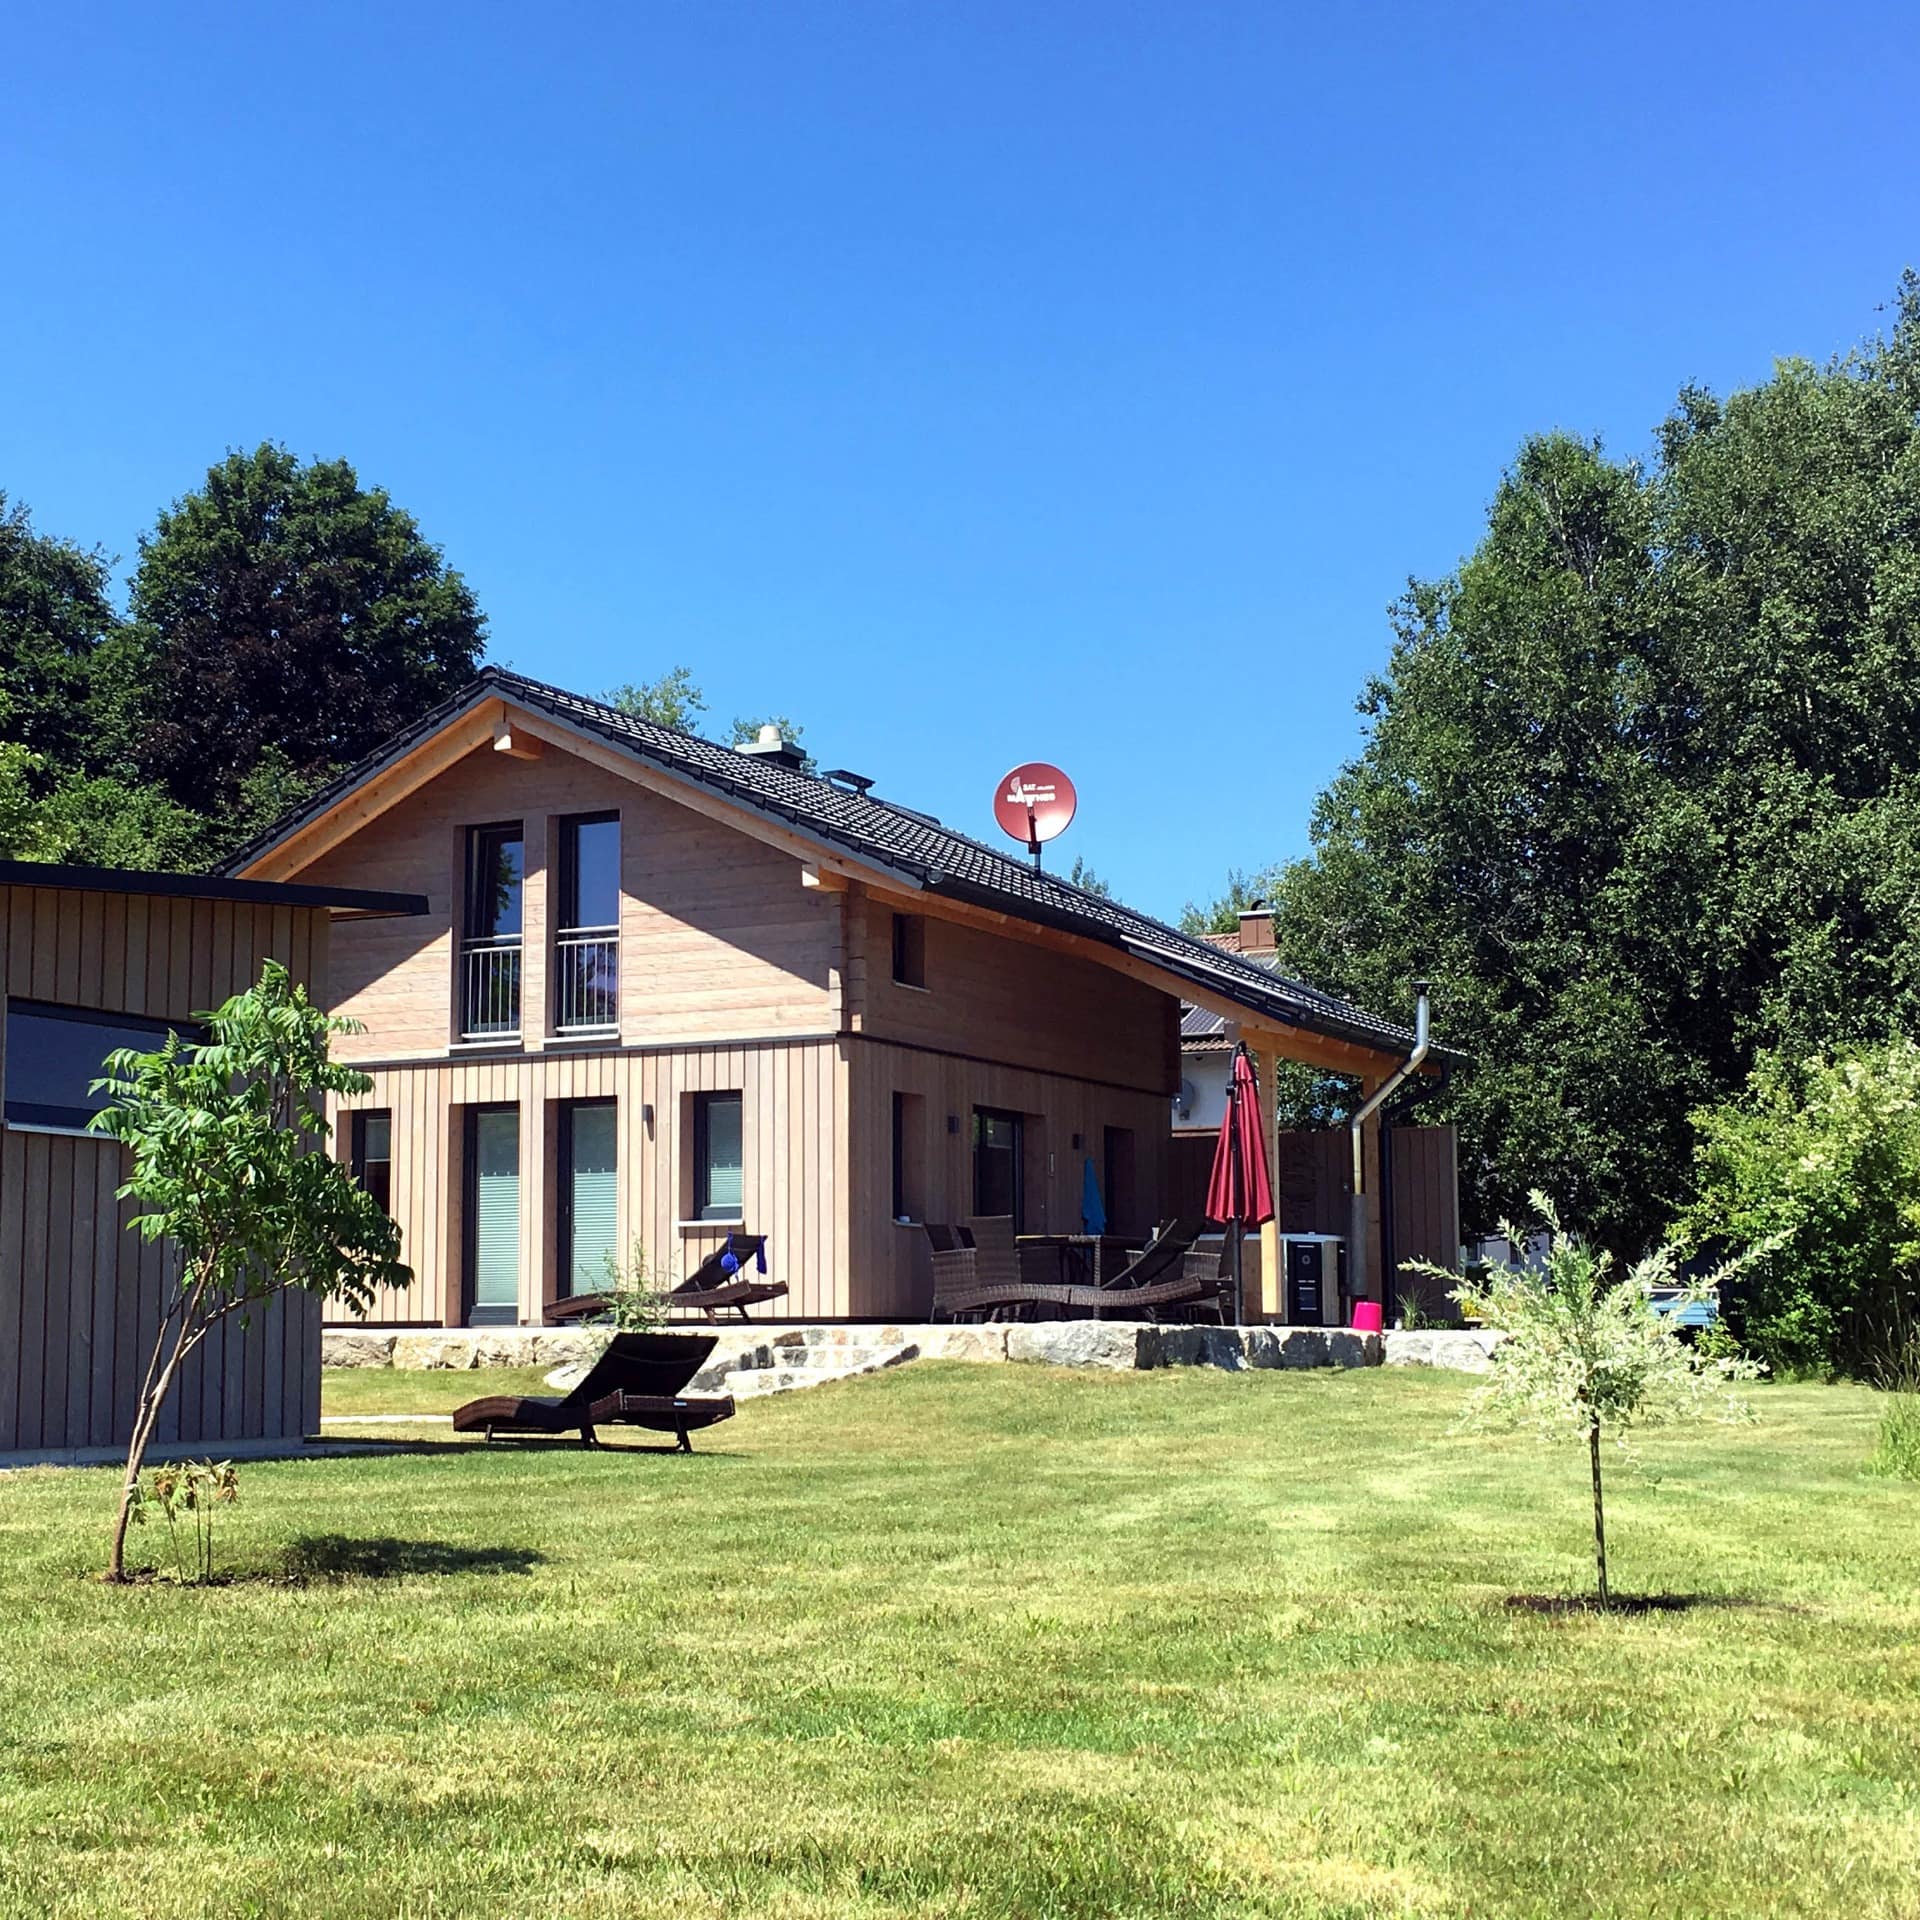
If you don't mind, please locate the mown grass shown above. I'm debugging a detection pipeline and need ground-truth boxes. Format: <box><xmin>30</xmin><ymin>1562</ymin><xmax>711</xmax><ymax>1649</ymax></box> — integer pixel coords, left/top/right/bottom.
<box><xmin>2</xmin><ymin>1365</ymin><xmax>1916</xmax><ymax>1918</ymax></box>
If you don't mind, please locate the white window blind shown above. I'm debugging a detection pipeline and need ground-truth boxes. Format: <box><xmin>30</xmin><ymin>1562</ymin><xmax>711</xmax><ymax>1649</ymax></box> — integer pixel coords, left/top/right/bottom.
<box><xmin>566</xmin><ymin>1102</ymin><xmax>619</xmax><ymax>1294</ymax></box>
<box><xmin>471</xmin><ymin>1108</ymin><xmax>520</xmax><ymax>1318</ymax></box>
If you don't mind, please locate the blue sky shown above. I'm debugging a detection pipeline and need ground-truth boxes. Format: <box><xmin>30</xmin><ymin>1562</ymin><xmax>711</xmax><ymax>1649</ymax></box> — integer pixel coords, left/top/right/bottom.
<box><xmin>3</xmin><ymin>3</ymin><xmax>1915</xmax><ymax>920</ymax></box>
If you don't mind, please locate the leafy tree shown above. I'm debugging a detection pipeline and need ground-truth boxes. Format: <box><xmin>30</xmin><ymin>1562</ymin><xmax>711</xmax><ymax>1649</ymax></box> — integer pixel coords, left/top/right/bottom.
<box><xmin>1178</xmin><ymin>868</ymin><xmax>1267</xmax><ymax>936</ymax></box>
<box><xmin>731</xmin><ymin>713</ymin><xmax>816</xmax><ymax>773</ymax></box>
<box><xmin>103</xmin><ymin>444</ymin><xmax>485</xmax><ymax>834</ymax></box>
<box><xmin>1680</xmin><ymin>1040</ymin><xmax>1920</xmax><ymax>1376</ymax></box>
<box><xmin>91</xmin><ymin>961</ymin><xmax>407</xmax><ymax>1582</ymax></box>
<box><xmin>1420</xmin><ymin>1196</ymin><xmax>1760</xmax><ymax>1605</ymax></box>
<box><xmin>606</xmin><ymin>665</ymin><xmax>707</xmax><ymax>731</ymax></box>
<box><xmin>1265</xmin><ymin>276</ymin><xmax>1920</xmax><ymax>1253</ymax></box>
<box><xmin>34</xmin><ymin>774</ymin><xmax>211</xmax><ymax>870</ymax></box>
<box><xmin>0</xmin><ymin>743</ymin><xmax>48</xmax><ymax>858</ymax></box>
<box><xmin>1066</xmin><ymin>855</ymin><xmax>1111</xmax><ymax>897</ymax></box>
<box><xmin>0</xmin><ymin>493</ymin><xmax>119</xmax><ymax>770</ymax></box>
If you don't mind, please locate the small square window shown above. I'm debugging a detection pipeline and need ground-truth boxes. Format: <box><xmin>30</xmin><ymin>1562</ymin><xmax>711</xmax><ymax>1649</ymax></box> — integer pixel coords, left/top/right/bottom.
<box><xmin>891</xmin><ymin>913</ymin><xmax>926</xmax><ymax>988</ymax></box>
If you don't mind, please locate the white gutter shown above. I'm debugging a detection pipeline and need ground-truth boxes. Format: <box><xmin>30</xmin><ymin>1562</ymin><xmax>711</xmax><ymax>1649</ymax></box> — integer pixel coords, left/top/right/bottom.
<box><xmin>1346</xmin><ymin>982</ymin><xmax>1431</xmax><ymax>1307</ymax></box>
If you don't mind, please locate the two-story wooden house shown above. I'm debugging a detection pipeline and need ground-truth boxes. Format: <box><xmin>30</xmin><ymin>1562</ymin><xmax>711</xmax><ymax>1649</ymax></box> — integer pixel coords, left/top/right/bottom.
<box><xmin>225</xmin><ymin>668</ymin><xmax>1436</xmax><ymax>1326</ymax></box>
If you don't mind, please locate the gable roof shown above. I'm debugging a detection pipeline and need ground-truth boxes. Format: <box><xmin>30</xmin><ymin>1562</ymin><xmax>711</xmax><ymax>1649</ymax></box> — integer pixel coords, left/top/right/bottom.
<box><xmin>225</xmin><ymin>666</ymin><xmax>1436</xmax><ymax>1062</ymax></box>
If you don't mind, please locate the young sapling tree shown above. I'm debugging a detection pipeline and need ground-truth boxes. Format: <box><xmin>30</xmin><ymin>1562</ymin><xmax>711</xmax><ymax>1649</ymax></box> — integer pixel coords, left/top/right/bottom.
<box><xmin>91</xmin><ymin>961</ymin><xmax>408</xmax><ymax>1582</ymax></box>
<box><xmin>1411</xmin><ymin>1194</ymin><xmax>1762</xmax><ymax>1605</ymax></box>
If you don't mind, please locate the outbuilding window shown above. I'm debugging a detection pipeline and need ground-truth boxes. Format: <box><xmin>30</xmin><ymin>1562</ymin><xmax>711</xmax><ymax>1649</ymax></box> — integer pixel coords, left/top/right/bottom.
<box><xmin>2</xmin><ymin>1000</ymin><xmax>199</xmax><ymax>1134</ymax></box>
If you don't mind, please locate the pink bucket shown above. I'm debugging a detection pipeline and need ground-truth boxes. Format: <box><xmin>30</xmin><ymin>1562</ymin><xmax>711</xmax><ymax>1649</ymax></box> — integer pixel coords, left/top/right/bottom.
<box><xmin>1351</xmin><ymin>1301</ymin><xmax>1384</xmax><ymax>1334</ymax></box>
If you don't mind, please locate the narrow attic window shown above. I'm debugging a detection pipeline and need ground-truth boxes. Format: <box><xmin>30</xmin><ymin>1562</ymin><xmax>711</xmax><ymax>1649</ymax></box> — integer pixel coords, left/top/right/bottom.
<box><xmin>891</xmin><ymin>913</ymin><xmax>926</xmax><ymax>989</ymax></box>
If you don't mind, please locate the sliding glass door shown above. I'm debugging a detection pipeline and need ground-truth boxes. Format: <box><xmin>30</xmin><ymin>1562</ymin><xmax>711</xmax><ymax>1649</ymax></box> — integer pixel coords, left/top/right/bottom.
<box><xmin>465</xmin><ymin>1104</ymin><xmax>520</xmax><ymax>1325</ymax></box>
<box><xmin>559</xmin><ymin>1099</ymin><xmax>619</xmax><ymax>1297</ymax></box>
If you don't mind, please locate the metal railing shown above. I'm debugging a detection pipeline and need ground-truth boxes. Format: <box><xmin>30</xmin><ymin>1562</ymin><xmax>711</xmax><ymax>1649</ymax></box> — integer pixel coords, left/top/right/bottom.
<box><xmin>554</xmin><ymin>927</ymin><xmax>618</xmax><ymax>1034</ymax></box>
<box><xmin>460</xmin><ymin>938</ymin><xmax>522</xmax><ymax>1040</ymax></box>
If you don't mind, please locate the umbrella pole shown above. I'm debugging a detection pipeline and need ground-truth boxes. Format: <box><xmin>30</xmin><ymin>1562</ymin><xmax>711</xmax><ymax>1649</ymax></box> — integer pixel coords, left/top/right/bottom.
<box><xmin>1228</xmin><ymin>1217</ymin><xmax>1243</xmax><ymax>1325</ymax></box>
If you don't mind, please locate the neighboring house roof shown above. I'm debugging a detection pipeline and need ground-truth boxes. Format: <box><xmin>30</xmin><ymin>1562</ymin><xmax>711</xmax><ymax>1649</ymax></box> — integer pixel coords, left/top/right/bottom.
<box><xmin>224</xmin><ymin>666</ymin><xmax>1434</xmax><ymax>1061</ymax></box>
<box><xmin>0</xmin><ymin>859</ymin><xmax>426</xmax><ymax>918</ymax></box>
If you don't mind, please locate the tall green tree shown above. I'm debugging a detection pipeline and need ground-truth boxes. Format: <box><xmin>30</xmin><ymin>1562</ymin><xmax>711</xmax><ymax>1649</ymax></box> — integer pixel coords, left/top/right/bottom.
<box><xmin>1264</xmin><ymin>275</ymin><xmax>1920</xmax><ymax>1253</ymax></box>
<box><xmin>104</xmin><ymin>445</ymin><xmax>486</xmax><ymax>834</ymax></box>
<box><xmin>606</xmin><ymin>665</ymin><xmax>707</xmax><ymax>731</ymax></box>
<box><xmin>0</xmin><ymin>492</ymin><xmax>119</xmax><ymax>770</ymax></box>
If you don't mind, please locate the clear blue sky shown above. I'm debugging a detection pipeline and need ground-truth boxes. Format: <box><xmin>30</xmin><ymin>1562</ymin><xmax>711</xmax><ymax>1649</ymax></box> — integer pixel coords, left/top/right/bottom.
<box><xmin>4</xmin><ymin>3</ymin><xmax>1915</xmax><ymax>920</ymax></box>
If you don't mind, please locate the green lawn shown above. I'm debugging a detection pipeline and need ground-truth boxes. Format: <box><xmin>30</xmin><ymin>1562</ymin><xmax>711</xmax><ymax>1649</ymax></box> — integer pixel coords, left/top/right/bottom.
<box><xmin>2</xmin><ymin>1366</ymin><xmax>1916</xmax><ymax>1919</ymax></box>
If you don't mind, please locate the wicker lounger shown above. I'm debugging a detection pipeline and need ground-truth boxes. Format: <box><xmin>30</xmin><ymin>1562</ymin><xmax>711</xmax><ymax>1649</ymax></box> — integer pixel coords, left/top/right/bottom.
<box><xmin>451</xmin><ymin>1332</ymin><xmax>733</xmax><ymax>1450</ymax></box>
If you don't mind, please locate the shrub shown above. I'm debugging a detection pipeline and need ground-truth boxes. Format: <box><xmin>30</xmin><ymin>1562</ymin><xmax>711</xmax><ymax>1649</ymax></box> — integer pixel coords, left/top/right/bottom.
<box><xmin>1413</xmin><ymin>1194</ymin><xmax>1761</xmax><ymax>1605</ymax></box>
<box><xmin>1681</xmin><ymin>1040</ymin><xmax>1920</xmax><ymax>1376</ymax></box>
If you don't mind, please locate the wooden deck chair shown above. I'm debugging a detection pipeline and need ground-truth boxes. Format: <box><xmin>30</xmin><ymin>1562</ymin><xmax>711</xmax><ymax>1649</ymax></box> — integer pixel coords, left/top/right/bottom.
<box><xmin>451</xmin><ymin>1332</ymin><xmax>735</xmax><ymax>1451</ymax></box>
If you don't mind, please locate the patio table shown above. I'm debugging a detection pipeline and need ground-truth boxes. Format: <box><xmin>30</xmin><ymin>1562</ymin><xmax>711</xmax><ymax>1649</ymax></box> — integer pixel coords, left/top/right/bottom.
<box><xmin>1015</xmin><ymin>1233</ymin><xmax>1147</xmax><ymax>1291</ymax></box>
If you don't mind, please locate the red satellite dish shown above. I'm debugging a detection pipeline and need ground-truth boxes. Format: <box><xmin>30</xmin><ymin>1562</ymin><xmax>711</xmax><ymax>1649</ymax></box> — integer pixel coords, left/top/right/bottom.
<box><xmin>994</xmin><ymin>762</ymin><xmax>1077</xmax><ymax>861</ymax></box>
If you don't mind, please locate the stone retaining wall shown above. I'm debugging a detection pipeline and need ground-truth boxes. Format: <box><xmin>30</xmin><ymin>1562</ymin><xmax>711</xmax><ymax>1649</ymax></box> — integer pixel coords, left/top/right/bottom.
<box><xmin>318</xmin><ymin>1321</ymin><xmax>1512</xmax><ymax>1376</ymax></box>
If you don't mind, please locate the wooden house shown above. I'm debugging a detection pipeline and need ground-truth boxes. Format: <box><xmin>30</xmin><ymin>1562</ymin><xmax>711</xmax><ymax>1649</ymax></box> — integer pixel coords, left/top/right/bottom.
<box><xmin>226</xmin><ymin>668</ymin><xmax>1444</xmax><ymax>1327</ymax></box>
<box><xmin>0</xmin><ymin>861</ymin><xmax>425</xmax><ymax>1463</ymax></box>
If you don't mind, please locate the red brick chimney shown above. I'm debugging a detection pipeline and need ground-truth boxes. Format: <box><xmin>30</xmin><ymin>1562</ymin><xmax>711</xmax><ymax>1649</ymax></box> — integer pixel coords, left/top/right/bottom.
<box><xmin>1236</xmin><ymin>907</ymin><xmax>1274</xmax><ymax>953</ymax></box>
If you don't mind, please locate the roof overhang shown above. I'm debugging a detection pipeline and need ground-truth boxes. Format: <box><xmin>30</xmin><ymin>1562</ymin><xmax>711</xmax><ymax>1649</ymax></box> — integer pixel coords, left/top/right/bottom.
<box><xmin>0</xmin><ymin>860</ymin><xmax>427</xmax><ymax>918</ymax></box>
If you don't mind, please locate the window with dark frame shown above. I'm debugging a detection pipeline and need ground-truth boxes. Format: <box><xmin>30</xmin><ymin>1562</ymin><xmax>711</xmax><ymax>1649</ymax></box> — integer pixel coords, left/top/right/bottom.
<box><xmin>891</xmin><ymin>912</ymin><xmax>926</xmax><ymax>988</ymax></box>
<box><xmin>972</xmin><ymin>1106</ymin><xmax>1024</xmax><ymax>1229</ymax></box>
<box><xmin>351</xmin><ymin>1109</ymin><xmax>393</xmax><ymax>1215</ymax></box>
<box><xmin>692</xmin><ymin>1091</ymin><xmax>744</xmax><ymax>1221</ymax></box>
<box><xmin>558</xmin><ymin>1098</ymin><xmax>618</xmax><ymax>1296</ymax></box>
<box><xmin>464</xmin><ymin>823</ymin><xmax>525</xmax><ymax>940</ymax></box>
<box><xmin>461</xmin><ymin>822</ymin><xmax>525</xmax><ymax>1040</ymax></box>
<box><xmin>554</xmin><ymin>813</ymin><xmax>620</xmax><ymax>1033</ymax></box>
<box><xmin>3</xmin><ymin>1000</ymin><xmax>203</xmax><ymax>1133</ymax></box>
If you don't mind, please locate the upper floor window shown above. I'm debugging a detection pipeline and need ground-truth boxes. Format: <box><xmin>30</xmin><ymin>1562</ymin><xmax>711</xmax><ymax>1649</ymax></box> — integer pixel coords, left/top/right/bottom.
<box><xmin>555</xmin><ymin>814</ymin><xmax>619</xmax><ymax>1035</ymax></box>
<box><xmin>891</xmin><ymin>912</ymin><xmax>926</xmax><ymax>988</ymax></box>
<box><xmin>461</xmin><ymin>823</ymin><xmax>524</xmax><ymax>1040</ymax></box>
<box><xmin>558</xmin><ymin>813</ymin><xmax>619</xmax><ymax>931</ymax></box>
<box><xmin>465</xmin><ymin>823</ymin><xmax>524</xmax><ymax>942</ymax></box>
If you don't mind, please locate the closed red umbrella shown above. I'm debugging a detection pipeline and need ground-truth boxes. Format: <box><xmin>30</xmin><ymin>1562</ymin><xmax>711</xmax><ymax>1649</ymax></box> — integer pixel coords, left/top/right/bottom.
<box><xmin>1206</xmin><ymin>1043</ymin><xmax>1274</xmax><ymax>1321</ymax></box>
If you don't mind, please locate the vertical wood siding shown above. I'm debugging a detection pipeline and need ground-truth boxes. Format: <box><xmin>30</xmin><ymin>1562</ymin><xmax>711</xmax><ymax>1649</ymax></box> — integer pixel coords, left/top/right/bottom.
<box><xmin>0</xmin><ymin>888</ymin><xmax>329</xmax><ymax>1456</ymax></box>
<box><xmin>329</xmin><ymin>1039</ymin><xmax>849</xmax><ymax>1324</ymax></box>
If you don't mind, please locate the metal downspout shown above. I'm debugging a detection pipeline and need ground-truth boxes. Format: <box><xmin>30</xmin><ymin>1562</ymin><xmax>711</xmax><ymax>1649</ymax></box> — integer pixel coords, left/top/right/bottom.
<box><xmin>1347</xmin><ymin>983</ymin><xmax>1431</xmax><ymax>1310</ymax></box>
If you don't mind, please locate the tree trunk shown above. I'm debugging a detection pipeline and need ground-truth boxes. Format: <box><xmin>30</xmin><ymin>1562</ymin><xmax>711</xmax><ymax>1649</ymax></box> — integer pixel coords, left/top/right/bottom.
<box><xmin>105</xmin><ymin>1270</ymin><xmax>212</xmax><ymax>1583</ymax></box>
<box><xmin>1589</xmin><ymin>1416</ymin><xmax>1609</xmax><ymax>1607</ymax></box>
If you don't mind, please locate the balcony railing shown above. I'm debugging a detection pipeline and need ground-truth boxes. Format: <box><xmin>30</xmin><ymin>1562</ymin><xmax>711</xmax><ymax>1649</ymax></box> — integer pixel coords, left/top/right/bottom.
<box><xmin>554</xmin><ymin>927</ymin><xmax>619</xmax><ymax>1034</ymax></box>
<box><xmin>460</xmin><ymin>937</ymin><xmax>522</xmax><ymax>1040</ymax></box>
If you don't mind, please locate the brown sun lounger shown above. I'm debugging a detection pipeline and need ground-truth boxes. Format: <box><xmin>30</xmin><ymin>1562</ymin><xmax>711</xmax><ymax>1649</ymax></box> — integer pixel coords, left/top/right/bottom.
<box><xmin>451</xmin><ymin>1331</ymin><xmax>734</xmax><ymax>1451</ymax></box>
<box><xmin>664</xmin><ymin>1234</ymin><xmax>786</xmax><ymax>1320</ymax></box>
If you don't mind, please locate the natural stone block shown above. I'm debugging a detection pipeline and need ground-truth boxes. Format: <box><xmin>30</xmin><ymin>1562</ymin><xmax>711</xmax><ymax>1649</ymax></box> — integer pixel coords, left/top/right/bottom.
<box><xmin>916</xmin><ymin>1326</ymin><xmax>1009</xmax><ymax>1362</ymax></box>
<box><xmin>392</xmin><ymin>1333</ymin><xmax>480</xmax><ymax>1369</ymax></box>
<box><xmin>1006</xmin><ymin>1321</ymin><xmax>1151</xmax><ymax>1370</ymax></box>
<box><xmin>1383</xmin><ymin>1329</ymin><xmax>1504</xmax><ymax>1372</ymax></box>
<box><xmin>321</xmin><ymin>1331</ymin><xmax>396</xmax><ymax>1368</ymax></box>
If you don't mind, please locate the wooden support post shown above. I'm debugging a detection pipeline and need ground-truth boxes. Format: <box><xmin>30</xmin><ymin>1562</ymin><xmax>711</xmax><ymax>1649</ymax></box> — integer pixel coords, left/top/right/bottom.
<box><xmin>1255</xmin><ymin>1039</ymin><xmax>1282</xmax><ymax>1323</ymax></box>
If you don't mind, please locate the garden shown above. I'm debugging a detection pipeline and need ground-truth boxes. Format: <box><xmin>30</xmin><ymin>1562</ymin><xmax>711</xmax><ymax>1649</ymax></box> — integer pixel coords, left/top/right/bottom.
<box><xmin>2</xmin><ymin>1361</ymin><xmax>1915</xmax><ymax>1920</ymax></box>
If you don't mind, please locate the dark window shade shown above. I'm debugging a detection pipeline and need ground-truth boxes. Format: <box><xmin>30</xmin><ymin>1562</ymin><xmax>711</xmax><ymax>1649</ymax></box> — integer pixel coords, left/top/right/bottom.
<box><xmin>891</xmin><ymin>913</ymin><xmax>926</xmax><ymax>987</ymax></box>
<box><xmin>972</xmin><ymin>1107</ymin><xmax>1023</xmax><ymax>1228</ymax></box>
<box><xmin>4</xmin><ymin>1000</ymin><xmax>201</xmax><ymax>1132</ymax></box>
<box><xmin>352</xmin><ymin>1110</ymin><xmax>393</xmax><ymax>1215</ymax></box>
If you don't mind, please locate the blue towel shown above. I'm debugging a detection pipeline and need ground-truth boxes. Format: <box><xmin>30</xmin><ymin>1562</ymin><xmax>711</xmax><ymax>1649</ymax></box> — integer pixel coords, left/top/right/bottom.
<box><xmin>1081</xmin><ymin>1156</ymin><xmax>1108</xmax><ymax>1236</ymax></box>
